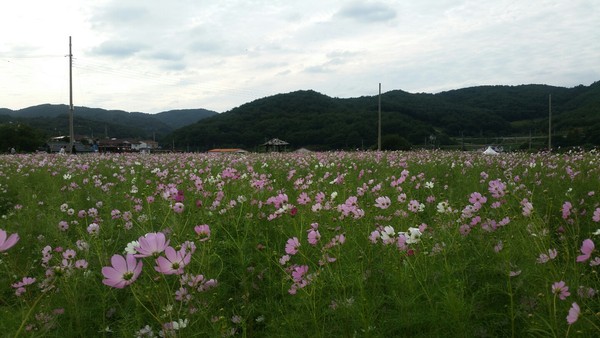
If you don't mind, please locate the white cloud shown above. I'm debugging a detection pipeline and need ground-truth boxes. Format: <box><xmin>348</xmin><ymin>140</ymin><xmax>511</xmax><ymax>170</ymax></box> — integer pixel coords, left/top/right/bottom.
<box><xmin>0</xmin><ymin>0</ymin><xmax>598</xmax><ymax>113</ymax></box>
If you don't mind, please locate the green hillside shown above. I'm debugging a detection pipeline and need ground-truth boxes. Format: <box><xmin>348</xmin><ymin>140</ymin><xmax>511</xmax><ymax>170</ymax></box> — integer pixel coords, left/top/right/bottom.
<box><xmin>0</xmin><ymin>105</ymin><xmax>218</xmax><ymax>144</ymax></box>
<box><xmin>154</xmin><ymin>109</ymin><xmax>217</xmax><ymax>129</ymax></box>
<box><xmin>167</xmin><ymin>82</ymin><xmax>600</xmax><ymax>151</ymax></box>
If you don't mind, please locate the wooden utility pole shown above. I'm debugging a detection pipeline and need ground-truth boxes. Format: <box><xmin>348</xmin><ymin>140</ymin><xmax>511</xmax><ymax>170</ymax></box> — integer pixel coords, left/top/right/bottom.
<box><xmin>377</xmin><ymin>83</ymin><xmax>381</xmax><ymax>151</ymax></box>
<box><xmin>548</xmin><ymin>94</ymin><xmax>552</xmax><ymax>151</ymax></box>
<box><xmin>68</xmin><ymin>36</ymin><xmax>75</xmax><ymax>153</ymax></box>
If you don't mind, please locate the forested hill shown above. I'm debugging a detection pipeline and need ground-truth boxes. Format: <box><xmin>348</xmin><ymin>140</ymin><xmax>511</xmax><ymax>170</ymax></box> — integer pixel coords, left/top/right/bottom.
<box><xmin>0</xmin><ymin>105</ymin><xmax>217</xmax><ymax>139</ymax></box>
<box><xmin>168</xmin><ymin>81</ymin><xmax>600</xmax><ymax>151</ymax></box>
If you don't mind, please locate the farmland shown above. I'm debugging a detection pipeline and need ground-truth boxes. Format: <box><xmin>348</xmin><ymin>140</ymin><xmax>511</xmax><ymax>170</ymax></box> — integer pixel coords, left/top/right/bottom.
<box><xmin>0</xmin><ymin>150</ymin><xmax>599</xmax><ymax>337</ymax></box>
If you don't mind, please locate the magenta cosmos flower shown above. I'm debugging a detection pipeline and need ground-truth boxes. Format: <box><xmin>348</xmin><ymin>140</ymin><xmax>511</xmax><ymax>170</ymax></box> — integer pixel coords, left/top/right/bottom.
<box><xmin>0</xmin><ymin>229</ymin><xmax>19</xmax><ymax>252</ymax></box>
<box><xmin>134</xmin><ymin>232</ymin><xmax>169</xmax><ymax>258</ymax></box>
<box><xmin>155</xmin><ymin>246</ymin><xmax>191</xmax><ymax>275</ymax></box>
<box><xmin>102</xmin><ymin>254</ymin><xmax>143</xmax><ymax>288</ymax></box>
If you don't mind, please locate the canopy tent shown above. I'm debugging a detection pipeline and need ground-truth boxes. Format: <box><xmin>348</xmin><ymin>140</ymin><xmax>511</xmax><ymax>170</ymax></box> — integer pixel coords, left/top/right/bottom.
<box><xmin>483</xmin><ymin>146</ymin><xmax>499</xmax><ymax>155</ymax></box>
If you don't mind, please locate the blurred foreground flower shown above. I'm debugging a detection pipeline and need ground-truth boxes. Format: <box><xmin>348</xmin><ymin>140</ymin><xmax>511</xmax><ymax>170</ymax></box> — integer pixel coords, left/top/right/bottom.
<box><xmin>566</xmin><ymin>302</ymin><xmax>580</xmax><ymax>325</ymax></box>
<box><xmin>0</xmin><ymin>229</ymin><xmax>19</xmax><ymax>252</ymax></box>
<box><xmin>576</xmin><ymin>239</ymin><xmax>594</xmax><ymax>263</ymax></box>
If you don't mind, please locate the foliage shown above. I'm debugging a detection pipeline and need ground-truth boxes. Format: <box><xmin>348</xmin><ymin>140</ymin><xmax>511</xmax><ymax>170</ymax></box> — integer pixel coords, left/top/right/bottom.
<box><xmin>0</xmin><ymin>123</ymin><xmax>47</xmax><ymax>153</ymax></box>
<box><xmin>381</xmin><ymin>134</ymin><xmax>411</xmax><ymax>150</ymax></box>
<box><xmin>0</xmin><ymin>150</ymin><xmax>599</xmax><ymax>337</ymax></box>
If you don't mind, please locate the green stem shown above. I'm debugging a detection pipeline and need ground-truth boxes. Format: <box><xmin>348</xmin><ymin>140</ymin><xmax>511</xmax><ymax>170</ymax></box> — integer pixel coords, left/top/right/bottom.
<box><xmin>13</xmin><ymin>292</ymin><xmax>46</xmax><ymax>338</ymax></box>
<box><xmin>130</xmin><ymin>284</ymin><xmax>163</xmax><ymax>326</ymax></box>
<box><xmin>507</xmin><ymin>272</ymin><xmax>515</xmax><ymax>338</ymax></box>
<box><xmin>404</xmin><ymin>252</ymin><xmax>432</xmax><ymax>306</ymax></box>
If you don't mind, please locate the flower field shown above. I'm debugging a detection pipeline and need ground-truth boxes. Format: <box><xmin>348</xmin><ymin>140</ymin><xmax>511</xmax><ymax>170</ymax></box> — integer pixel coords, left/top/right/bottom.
<box><xmin>0</xmin><ymin>150</ymin><xmax>599</xmax><ymax>337</ymax></box>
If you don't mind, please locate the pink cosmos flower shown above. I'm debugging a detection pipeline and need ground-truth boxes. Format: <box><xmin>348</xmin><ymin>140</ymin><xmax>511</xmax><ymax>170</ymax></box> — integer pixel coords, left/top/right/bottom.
<box><xmin>135</xmin><ymin>232</ymin><xmax>170</xmax><ymax>258</ymax></box>
<box><xmin>12</xmin><ymin>276</ymin><xmax>36</xmax><ymax>296</ymax></box>
<box><xmin>58</xmin><ymin>221</ymin><xmax>69</xmax><ymax>231</ymax></box>
<box><xmin>12</xmin><ymin>276</ymin><xmax>36</xmax><ymax>289</ymax></box>
<box><xmin>87</xmin><ymin>223</ymin><xmax>100</xmax><ymax>235</ymax></box>
<box><xmin>291</xmin><ymin>265</ymin><xmax>309</xmax><ymax>283</ymax></box>
<box><xmin>155</xmin><ymin>246</ymin><xmax>191</xmax><ymax>275</ymax></box>
<box><xmin>407</xmin><ymin>200</ymin><xmax>420</xmax><ymax>213</ymax></box>
<box><xmin>374</xmin><ymin>196</ymin><xmax>391</xmax><ymax>209</ymax></box>
<box><xmin>194</xmin><ymin>224</ymin><xmax>211</xmax><ymax>241</ymax></box>
<box><xmin>279</xmin><ymin>254</ymin><xmax>290</xmax><ymax>265</ymax></box>
<box><xmin>593</xmin><ymin>208</ymin><xmax>600</xmax><ymax>222</ymax></box>
<box><xmin>101</xmin><ymin>254</ymin><xmax>143</xmax><ymax>288</ymax></box>
<box><xmin>494</xmin><ymin>240</ymin><xmax>503</xmax><ymax>253</ymax></box>
<box><xmin>552</xmin><ymin>281</ymin><xmax>570</xmax><ymax>300</ymax></box>
<box><xmin>172</xmin><ymin>202</ymin><xmax>184</xmax><ymax>214</ymax></box>
<box><xmin>566</xmin><ymin>302</ymin><xmax>580</xmax><ymax>325</ymax></box>
<box><xmin>0</xmin><ymin>229</ymin><xmax>19</xmax><ymax>252</ymax></box>
<box><xmin>369</xmin><ymin>230</ymin><xmax>380</xmax><ymax>243</ymax></box>
<box><xmin>285</xmin><ymin>237</ymin><xmax>300</xmax><ymax>255</ymax></box>
<box><xmin>307</xmin><ymin>230</ymin><xmax>321</xmax><ymax>245</ymax></box>
<box><xmin>577</xmin><ymin>286</ymin><xmax>596</xmax><ymax>299</ymax></box>
<box><xmin>75</xmin><ymin>259</ymin><xmax>88</xmax><ymax>269</ymax></box>
<box><xmin>562</xmin><ymin>201</ymin><xmax>573</xmax><ymax>220</ymax></box>
<box><xmin>111</xmin><ymin>209</ymin><xmax>122</xmax><ymax>219</ymax></box>
<box><xmin>396</xmin><ymin>234</ymin><xmax>407</xmax><ymax>251</ymax></box>
<box><xmin>576</xmin><ymin>239</ymin><xmax>594</xmax><ymax>263</ymax></box>
<box><xmin>63</xmin><ymin>249</ymin><xmax>76</xmax><ymax>260</ymax></box>
<box><xmin>297</xmin><ymin>192</ymin><xmax>311</xmax><ymax>205</ymax></box>
<box><xmin>488</xmin><ymin>179</ymin><xmax>506</xmax><ymax>199</ymax></box>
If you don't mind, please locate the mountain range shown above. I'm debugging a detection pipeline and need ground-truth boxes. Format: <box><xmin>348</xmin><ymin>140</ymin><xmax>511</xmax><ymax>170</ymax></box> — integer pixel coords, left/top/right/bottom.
<box><xmin>1</xmin><ymin>81</ymin><xmax>599</xmax><ymax>151</ymax></box>
<box><xmin>0</xmin><ymin>105</ymin><xmax>217</xmax><ymax>140</ymax></box>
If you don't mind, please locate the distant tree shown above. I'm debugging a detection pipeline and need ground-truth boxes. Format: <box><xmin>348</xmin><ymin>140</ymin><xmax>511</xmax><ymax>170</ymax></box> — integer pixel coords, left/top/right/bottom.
<box><xmin>381</xmin><ymin>134</ymin><xmax>411</xmax><ymax>151</ymax></box>
<box><xmin>0</xmin><ymin>123</ymin><xmax>47</xmax><ymax>152</ymax></box>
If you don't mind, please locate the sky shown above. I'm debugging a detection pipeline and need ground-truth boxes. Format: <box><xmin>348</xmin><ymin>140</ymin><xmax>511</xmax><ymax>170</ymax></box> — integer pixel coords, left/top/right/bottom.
<box><xmin>1</xmin><ymin>0</ymin><xmax>599</xmax><ymax>114</ymax></box>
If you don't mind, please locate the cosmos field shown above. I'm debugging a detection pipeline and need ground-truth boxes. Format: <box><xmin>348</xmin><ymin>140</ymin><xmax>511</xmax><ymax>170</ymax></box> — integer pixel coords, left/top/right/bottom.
<box><xmin>0</xmin><ymin>150</ymin><xmax>599</xmax><ymax>337</ymax></box>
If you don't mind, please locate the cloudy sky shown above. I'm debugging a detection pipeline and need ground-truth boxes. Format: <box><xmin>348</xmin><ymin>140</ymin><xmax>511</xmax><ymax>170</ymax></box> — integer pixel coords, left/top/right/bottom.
<box><xmin>1</xmin><ymin>0</ymin><xmax>598</xmax><ymax>113</ymax></box>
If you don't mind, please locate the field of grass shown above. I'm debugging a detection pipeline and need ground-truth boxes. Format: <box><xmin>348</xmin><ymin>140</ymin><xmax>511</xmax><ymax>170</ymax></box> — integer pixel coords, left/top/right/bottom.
<box><xmin>0</xmin><ymin>150</ymin><xmax>599</xmax><ymax>337</ymax></box>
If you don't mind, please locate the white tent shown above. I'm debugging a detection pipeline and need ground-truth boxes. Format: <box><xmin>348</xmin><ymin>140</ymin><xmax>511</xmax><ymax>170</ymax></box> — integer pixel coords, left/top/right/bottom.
<box><xmin>483</xmin><ymin>146</ymin><xmax>499</xmax><ymax>155</ymax></box>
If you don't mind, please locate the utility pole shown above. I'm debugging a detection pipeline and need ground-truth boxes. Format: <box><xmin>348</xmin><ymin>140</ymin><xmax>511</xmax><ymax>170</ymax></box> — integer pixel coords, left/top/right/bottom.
<box><xmin>377</xmin><ymin>83</ymin><xmax>381</xmax><ymax>151</ymax></box>
<box><xmin>548</xmin><ymin>94</ymin><xmax>552</xmax><ymax>151</ymax></box>
<box><xmin>68</xmin><ymin>36</ymin><xmax>75</xmax><ymax>154</ymax></box>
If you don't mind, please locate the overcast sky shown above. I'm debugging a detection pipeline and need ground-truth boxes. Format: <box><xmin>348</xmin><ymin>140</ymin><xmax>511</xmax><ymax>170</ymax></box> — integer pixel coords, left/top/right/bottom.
<box><xmin>1</xmin><ymin>0</ymin><xmax>598</xmax><ymax>113</ymax></box>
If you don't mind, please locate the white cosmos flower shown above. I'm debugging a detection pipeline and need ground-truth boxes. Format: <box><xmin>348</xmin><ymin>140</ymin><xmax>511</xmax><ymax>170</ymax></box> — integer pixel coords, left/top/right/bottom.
<box><xmin>124</xmin><ymin>241</ymin><xmax>139</xmax><ymax>255</ymax></box>
<box><xmin>406</xmin><ymin>227</ymin><xmax>422</xmax><ymax>244</ymax></box>
<box><xmin>380</xmin><ymin>226</ymin><xmax>395</xmax><ymax>242</ymax></box>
